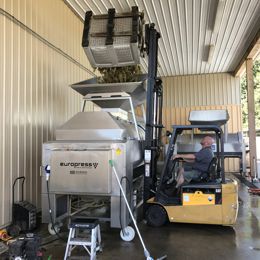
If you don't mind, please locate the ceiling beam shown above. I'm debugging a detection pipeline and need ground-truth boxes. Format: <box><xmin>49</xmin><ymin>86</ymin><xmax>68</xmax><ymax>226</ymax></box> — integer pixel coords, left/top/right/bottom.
<box><xmin>233</xmin><ymin>28</ymin><xmax>260</xmax><ymax>77</ymax></box>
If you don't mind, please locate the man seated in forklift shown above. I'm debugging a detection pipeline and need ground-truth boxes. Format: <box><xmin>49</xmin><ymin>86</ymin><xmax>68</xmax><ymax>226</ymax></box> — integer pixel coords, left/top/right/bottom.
<box><xmin>172</xmin><ymin>136</ymin><xmax>214</xmax><ymax>188</ymax></box>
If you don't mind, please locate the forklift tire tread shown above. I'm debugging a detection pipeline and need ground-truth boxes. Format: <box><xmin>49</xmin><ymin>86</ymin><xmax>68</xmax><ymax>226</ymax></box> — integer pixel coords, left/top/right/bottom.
<box><xmin>146</xmin><ymin>204</ymin><xmax>168</xmax><ymax>227</ymax></box>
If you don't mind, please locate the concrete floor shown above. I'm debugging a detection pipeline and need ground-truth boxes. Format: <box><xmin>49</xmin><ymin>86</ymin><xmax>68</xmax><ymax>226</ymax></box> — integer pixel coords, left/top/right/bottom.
<box><xmin>41</xmin><ymin>175</ymin><xmax>260</xmax><ymax>260</ymax></box>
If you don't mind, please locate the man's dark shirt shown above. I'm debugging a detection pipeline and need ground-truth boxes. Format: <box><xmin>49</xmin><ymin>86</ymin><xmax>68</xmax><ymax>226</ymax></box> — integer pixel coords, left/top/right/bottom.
<box><xmin>192</xmin><ymin>147</ymin><xmax>214</xmax><ymax>173</ymax></box>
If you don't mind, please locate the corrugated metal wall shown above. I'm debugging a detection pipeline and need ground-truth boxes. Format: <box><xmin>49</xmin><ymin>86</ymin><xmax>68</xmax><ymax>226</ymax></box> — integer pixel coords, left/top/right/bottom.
<box><xmin>0</xmin><ymin>0</ymin><xmax>95</xmax><ymax>227</ymax></box>
<box><xmin>162</xmin><ymin>73</ymin><xmax>242</xmax><ymax>172</ymax></box>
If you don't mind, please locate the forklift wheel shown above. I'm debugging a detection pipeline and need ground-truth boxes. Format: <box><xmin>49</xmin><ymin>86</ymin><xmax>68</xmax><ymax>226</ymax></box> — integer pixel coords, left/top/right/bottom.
<box><xmin>146</xmin><ymin>204</ymin><xmax>168</xmax><ymax>227</ymax></box>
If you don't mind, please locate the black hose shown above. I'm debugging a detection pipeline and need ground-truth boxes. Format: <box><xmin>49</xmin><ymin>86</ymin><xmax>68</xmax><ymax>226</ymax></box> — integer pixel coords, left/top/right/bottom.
<box><xmin>46</xmin><ymin>180</ymin><xmax>67</xmax><ymax>242</ymax></box>
<box><xmin>41</xmin><ymin>237</ymin><xmax>59</xmax><ymax>247</ymax></box>
<box><xmin>137</xmin><ymin>124</ymin><xmax>145</xmax><ymax>132</ymax></box>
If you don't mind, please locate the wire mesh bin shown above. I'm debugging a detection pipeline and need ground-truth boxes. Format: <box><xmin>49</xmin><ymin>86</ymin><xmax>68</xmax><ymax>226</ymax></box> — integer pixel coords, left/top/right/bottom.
<box><xmin>82</xmin><ymin>6</ymin><xmax>144</xmax><ymax>68</ymax></box>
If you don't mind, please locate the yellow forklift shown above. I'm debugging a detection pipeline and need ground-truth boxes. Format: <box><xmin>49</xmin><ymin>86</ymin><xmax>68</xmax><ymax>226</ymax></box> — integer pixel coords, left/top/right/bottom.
<box><xmin>135</xmin><ymin>19</ymin><xmax>238</xmax><ymax>228</ymax></box>
<box><xmin>145</xmin><ymin>125</ymin><xmax>239</xmax><ymax>227</ymax></box>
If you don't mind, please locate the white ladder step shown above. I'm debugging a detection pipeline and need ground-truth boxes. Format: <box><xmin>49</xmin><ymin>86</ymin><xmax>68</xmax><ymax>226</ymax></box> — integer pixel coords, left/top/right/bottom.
<box><xmin>68</xmin><ymin>239</ymin><xmax>92</xmax><ymax>246</ymax></box>
<box><xmin>64</xmin><ymin>221</ymin><xmax>101</xmax><ymax>260</ymax></box>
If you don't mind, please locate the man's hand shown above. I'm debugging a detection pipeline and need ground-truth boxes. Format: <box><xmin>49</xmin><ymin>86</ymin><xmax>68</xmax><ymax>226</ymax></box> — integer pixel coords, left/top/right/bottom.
<box><xmin>172</xmin><ymin>154</ymin><xmax>181</xmax><ymax>160</ymax></box>
<box><xmin>172</xmin><ymin>153</ymin><xmax>195</xmax><ymax>161</ymax></box>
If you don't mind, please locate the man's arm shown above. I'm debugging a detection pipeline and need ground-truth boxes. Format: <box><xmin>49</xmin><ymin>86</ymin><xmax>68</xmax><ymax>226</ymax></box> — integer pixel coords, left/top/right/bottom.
<box><xmin>172</xmin><ymin>153</ymin><xmax>195</xmax><ymax>162</ymax></box>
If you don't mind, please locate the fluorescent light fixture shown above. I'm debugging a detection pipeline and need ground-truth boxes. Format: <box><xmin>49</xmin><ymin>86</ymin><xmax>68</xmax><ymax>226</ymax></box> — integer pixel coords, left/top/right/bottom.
<box><xmin>208</xmin><ymin>44</ymin><xmax>215</xmax><ymax>64</ymax></box>
<box><xmin>207</xmin><ymin>0</ymin><xmax>219</xmax><ymax>31</ymax></box>
<box><xmin>211</xmin><ymin>0</ymin><xmax>225</xmax><ymax>44</ymax></box>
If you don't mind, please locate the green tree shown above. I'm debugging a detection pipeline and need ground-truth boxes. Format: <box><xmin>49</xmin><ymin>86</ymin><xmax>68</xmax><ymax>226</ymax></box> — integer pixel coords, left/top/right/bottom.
<box><xmin>241</xmin><ymin>59</ymin><xmax>260</xmax><ymax>130</ymax></box>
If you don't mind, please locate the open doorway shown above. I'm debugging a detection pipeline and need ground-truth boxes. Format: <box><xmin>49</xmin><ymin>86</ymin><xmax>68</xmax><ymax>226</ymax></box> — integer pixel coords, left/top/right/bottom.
<box><xmin>241</xmin><ymin>58</ymin><xmax>260</xmax><ymax>178</ymax></box>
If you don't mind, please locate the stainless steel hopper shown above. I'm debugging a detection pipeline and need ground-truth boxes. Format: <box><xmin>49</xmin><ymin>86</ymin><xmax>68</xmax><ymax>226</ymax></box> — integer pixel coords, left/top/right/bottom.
<box><xmin>55</xmin><ymin>111</ymin><xmax>139</xmax><ymax>141</ymax></box>
<box><xmin>71</xmin><ymin>74</ymin><xmax>147</xmax><ymax>111</ymax></box>
<box><xmin>189</xmin><ymin>110</ymin><xmax>229</xmax><ymax>126</ymax></box>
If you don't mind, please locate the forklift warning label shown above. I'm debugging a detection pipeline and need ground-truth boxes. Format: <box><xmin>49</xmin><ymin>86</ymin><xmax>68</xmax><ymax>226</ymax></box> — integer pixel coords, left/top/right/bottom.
<box><xmin>183</xmin><ymin>195</ymin><xmax>189</xmax><ymax>202</ymax></box>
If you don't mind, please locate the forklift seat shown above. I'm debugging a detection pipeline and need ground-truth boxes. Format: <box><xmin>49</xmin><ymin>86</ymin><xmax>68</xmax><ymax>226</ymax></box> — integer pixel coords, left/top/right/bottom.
<box><xmin>205</xmin><ymin>156</ymin><xmax>218</xmax><ymax>181</ymax></box>
<box><xmin>191</xmin><ymin>156</ymin><xmax>218</xmax><ymax>183</ymax></box>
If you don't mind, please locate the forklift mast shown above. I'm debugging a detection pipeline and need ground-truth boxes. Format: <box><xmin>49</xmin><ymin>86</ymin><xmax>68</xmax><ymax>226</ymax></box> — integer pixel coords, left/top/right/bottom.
<box><xmin>144</xmin><ymin>24</ymin><xmax>163</xmax><ymax>204</ymax></box>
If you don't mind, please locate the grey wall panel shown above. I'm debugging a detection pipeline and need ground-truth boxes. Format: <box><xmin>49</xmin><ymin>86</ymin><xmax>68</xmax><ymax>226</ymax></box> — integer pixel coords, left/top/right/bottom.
<box><xmin>0</xmin><ymin>0</ymin><xmax>95</xmax><ymax>227</ymax></box>
<box><xmin>163</xmin><ymin>73</ymin><xmax>241</xmax><ymax>108</ymax></box>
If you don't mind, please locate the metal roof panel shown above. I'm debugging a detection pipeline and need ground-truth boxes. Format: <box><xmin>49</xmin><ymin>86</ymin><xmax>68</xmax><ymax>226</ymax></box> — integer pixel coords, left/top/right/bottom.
<box><xmin>65</xmin><ymin>0</ymin><xmax>260</xmax><ymax>76</ymax></box>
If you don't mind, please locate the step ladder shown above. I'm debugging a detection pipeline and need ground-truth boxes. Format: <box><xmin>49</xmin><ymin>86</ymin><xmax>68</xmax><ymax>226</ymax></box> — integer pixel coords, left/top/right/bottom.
<box><xmin>64</xmin><ymin>218</ymin><xmax>101</xmax><ymax>260</ymax></box>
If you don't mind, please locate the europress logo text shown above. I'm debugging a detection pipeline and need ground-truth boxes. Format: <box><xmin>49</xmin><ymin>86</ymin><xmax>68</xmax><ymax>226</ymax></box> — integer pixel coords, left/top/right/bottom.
<box><xmin>60</xmin><ymin>162</ymin><xmax>99</xmax><ymax>169</ymax></box>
